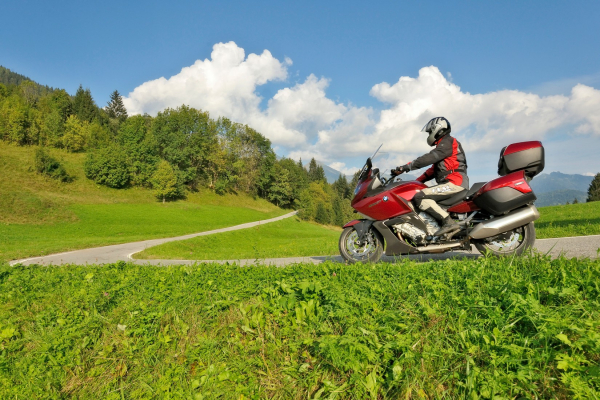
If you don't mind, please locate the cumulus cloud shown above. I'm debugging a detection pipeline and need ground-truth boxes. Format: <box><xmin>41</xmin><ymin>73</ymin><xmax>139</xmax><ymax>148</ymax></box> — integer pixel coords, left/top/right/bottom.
<box><xmin>123</xmin><ymin>42</ymin><xmax>600</xmax><ymax>174</ymax></box>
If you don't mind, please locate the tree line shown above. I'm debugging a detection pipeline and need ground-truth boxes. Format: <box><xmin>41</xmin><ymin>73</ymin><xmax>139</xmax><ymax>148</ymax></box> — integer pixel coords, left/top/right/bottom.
<box><xmin>0</xmin><ymin>70</ymin><xmax>358</xmax><ymax>225</ymax></box>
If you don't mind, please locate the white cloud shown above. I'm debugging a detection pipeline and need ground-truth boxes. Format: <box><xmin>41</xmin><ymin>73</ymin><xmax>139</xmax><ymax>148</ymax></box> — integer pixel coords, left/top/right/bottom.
<box><xmin>123</xmin><ymin>42</ymin><xmax>600</xmax><ymax>176</ymax></box>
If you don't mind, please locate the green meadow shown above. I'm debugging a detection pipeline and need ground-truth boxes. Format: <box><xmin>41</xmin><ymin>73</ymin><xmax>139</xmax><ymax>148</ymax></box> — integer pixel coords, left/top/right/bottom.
<box><xmin>134</xmin><ymin>217</ymin><xmax>341</xmax><ymax>260</ymax></box>
<box><xmin>536</xmin><ymin>201</ymin><xmax>600</xmax><ymax>239</ymax></box>
<box><xmin>2</xmin><ymin>256</ymin><xmax>599</xmax><ymax>398</ymax></box>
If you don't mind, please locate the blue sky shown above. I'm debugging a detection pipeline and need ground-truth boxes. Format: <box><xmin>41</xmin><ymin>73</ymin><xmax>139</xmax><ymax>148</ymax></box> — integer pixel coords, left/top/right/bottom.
<box><xmin>2</xmin><ymin>0</ymin><xmax>600</xmax><ymax>181</ymax></box>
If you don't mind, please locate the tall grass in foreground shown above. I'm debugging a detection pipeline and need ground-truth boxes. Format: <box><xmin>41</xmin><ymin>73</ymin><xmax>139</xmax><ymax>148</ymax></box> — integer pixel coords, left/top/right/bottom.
<box><xmin>1</xmin><ymin>256</ymin><xmax>599</xmax><ymax>399</ymax></box>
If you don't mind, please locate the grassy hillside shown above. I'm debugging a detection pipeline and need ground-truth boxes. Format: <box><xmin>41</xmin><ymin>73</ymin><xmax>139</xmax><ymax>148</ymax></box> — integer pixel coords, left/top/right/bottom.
<box><xmin>0</xmin><ymin>143</ymin><xmax>285</xmax><ymax>262</ymax></box>
<box><xmin>2</xmin><ymin>256</ymin><xmax>599</xmax><ymax>398</ymax></box>
<box><xmin>135</xmin><ymin>217</ymin><xmax>341</xmax><ymax>260</ymax></box>
<box><xmin>537</xmin><ymin>200</ymin><xmax>600</xmax><ymax>238</ymax></box>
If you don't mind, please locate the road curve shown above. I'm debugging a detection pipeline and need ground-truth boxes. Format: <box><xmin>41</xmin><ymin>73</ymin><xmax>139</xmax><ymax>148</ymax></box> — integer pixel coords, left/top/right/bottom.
<box><xmin>10</xmin><ymin>225</ymin><xmax>599</xmax><ymax>267</ymax></box>
<box><xmin>10</xmin><ymin>211</ymin><xmax>298</xmax><ymax>266</ymax></box>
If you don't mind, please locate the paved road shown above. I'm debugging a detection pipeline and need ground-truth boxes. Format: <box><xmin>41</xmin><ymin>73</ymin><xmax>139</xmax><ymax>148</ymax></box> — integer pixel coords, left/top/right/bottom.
<box><xmin>11</xmin><ymin>221</ymin><xmax>599</xmax><ymax>267</ymax></box>
<box><xmin>10</xmin><ymin>211</ymin><xmax>298</xmax><ymax>266</ymax></box>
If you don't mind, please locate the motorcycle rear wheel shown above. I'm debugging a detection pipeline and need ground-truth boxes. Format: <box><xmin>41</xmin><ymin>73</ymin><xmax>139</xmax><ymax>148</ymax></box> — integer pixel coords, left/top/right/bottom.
<box><xmin>474</xmin><ymin>222</ymin><xmax>536</xmax><ymax>257</ymax></box>
<box><xmin>339</xmin><ymin>227</ymin><xmax>384</xmax><ymax>263</ymax></box>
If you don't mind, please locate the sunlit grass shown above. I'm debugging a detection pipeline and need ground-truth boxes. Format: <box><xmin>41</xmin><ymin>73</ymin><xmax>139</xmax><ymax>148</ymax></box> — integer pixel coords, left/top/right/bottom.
<box><xmin>2</xmin><ymin>255</ymin><xmax>599</xmax><ymax>398</ymax></box>
<box><xmin>134</xmin><ymin>217</ymin><xmax>341</xmax><ymax>260</ymax></box>
<box><xmin>536</xmin><ymin>201</ymin><xmax>600</xmax><ymax>238</ymax></box>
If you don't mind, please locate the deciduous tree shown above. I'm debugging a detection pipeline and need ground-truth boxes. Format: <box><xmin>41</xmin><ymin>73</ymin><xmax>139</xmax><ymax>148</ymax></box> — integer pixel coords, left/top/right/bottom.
<box><xmin>151</xmin><ymin>160</ymin><xmax>182</xmax><ymax>203</ymax></box>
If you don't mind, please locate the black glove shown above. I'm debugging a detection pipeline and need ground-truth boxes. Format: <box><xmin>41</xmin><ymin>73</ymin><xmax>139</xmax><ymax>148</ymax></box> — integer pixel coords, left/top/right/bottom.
<box><xmin>391</xmin><ymin>164</ymin><xmax>410</xmax><ymax>176</ymax></box>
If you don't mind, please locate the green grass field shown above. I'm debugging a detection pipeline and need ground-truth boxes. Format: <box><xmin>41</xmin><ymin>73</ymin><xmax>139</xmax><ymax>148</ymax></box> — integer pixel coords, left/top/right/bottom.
<box><xmin>134</xmin><ymin>217</ymin><xmax>340</xmax><ymax>260</ymax></box>
<box><xmin>536</xmin><ymin>201</ymin><xmax>600</xmax><ymax>238</ymax></box>
<box><xmin>2</xmin><ymin>256</ymin><xmax>599</xmax><ymax>399</ymax></box>
<box><xmin>0</xmin><ymin>143</ymin><xmax>285</xmax><ymax>262</ymax></box>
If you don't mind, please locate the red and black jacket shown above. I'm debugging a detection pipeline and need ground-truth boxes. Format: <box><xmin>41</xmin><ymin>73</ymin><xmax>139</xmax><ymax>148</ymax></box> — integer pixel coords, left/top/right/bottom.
<box><xmin>408</xmin><ymin>134</ymin><xmax>469</xmax><ymax>188</ymax></box>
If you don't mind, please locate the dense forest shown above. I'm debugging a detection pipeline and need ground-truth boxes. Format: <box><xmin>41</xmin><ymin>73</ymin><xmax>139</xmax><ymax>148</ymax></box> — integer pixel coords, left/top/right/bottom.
<box><xmin>0</xmin><ymin>66</ymin><xmax>357</xmax><ymax>226</ymax></box>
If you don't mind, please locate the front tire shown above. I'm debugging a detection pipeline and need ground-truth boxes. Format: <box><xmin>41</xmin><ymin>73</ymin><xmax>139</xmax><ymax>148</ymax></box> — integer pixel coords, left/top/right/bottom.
<box><xmin>339</xmin><ymin>227</ymin><xmax>384</xmax><ymax>263</ymax></box>
<box><xmin>474</xmin><ymin>222</ymin><xmax>536</xmax><ymax>257</ymax></box>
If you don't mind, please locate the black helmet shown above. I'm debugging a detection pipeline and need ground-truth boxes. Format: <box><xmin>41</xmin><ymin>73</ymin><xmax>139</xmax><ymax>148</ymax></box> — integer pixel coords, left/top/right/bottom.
<box><xmin>421</xmin><ymin>117</ymin><xmax>451</xmax><ymax>146</ymax></box>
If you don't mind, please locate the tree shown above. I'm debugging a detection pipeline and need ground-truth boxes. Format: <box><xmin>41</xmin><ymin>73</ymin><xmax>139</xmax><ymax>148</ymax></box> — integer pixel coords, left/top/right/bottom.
<box><xmin>152</xmin><ymin>106</ymin><xmax>214</xmax><ymax>186</ymax></box>
<box><xmin>105</xmin><ymin>90</ymin><xmax>128</xmax><ymax>122</ymax></box>
<box><xmin>332</xmin><ymin>174</ymin><xmax>351</xmax><ymax>199</ymax></box>
<box><xmin>572</xmin><ymin>198</ymin><xmax>579</xmax><ymax>204</ymax></box>
<box><xmin>62</xmin><ymin>115</ymin><xmax>89</xmax><ymax>152</ymax></box>
<box><xmin>118</xmin><ymin>115</ymin><xmax>159</xmax><ymax>186</ymax></box>
<box><xmin>587</xmin><ymin>173</ymin><xmax>600</xmax><ymax>202</ymax></box>
<box><xmin>307</xmin><ymin>158</ymin><xmax>327</xmax><ymax>183</ymax></box>
<box><xmin>84</xmin><ymin>145</ymin><xmax>130</xmax><ymax>188</ymax></box>
<box><xmin>151</xmin><ymin>160</ymin><xmax>182</xmax><ymax>203</ymax></box>
<box><xmin>267</xmin><ymin>164</ymin><xmax>293</xmax><ymax>207</ymax></box>
<box><xmin>72</xmin><ymin>85</ymin><xmax>98</xmax><ymax>123</ymax></box>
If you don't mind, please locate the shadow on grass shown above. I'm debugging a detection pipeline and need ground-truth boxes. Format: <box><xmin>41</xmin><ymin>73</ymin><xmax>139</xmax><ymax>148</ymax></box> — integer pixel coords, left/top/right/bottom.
<box><xmin>536</xmin><ymin>217</ymin><xmax>600</xmax><ymax>229</ymax></box>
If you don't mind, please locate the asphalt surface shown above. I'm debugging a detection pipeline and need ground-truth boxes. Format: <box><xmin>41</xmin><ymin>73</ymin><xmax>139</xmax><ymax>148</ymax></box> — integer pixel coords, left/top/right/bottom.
<box><xmin>10</xmin><ymin>217</ymin><xmax>600</xmax><ymax>267</ymax></box>
<box><xmin>10</xmin><ymin>211</ymin><xmax>298</xmax><ymax>266</ymax></box>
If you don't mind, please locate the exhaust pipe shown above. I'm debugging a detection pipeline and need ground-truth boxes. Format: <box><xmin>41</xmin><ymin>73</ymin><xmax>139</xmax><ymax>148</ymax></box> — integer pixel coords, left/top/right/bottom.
<box><xmin>415</xmin><ymin>242</ymin><xmax>463</xmax><ymax>253</ymax></box>
<box><xmin>469</xmin><ymin>205</ymin><xmax>540</xmax><ymax>240</ymax></box>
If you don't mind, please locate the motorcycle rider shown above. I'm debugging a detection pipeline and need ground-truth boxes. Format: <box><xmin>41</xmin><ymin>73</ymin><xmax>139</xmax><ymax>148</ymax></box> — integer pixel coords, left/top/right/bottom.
<box><xmin>391</xmin><ymin>117</ymin><xmax>468</xmax><ymax>236</ymax></box>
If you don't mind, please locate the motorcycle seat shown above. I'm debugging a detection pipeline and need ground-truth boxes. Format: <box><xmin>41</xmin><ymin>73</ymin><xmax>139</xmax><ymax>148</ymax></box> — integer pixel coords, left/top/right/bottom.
<box><xmin>438</xmin><ymin>182</ymin><xmax>486</xmax><ymax>207</ymax></box>
<box><xmin>465</xmin><ymin>182</ymin><xmax>486</xmax><ymax>199</ymax></box>
<box><xmin>438</xmin><ymin>190</ymin><xmax>467</xmax><ymax>206</ymax></box>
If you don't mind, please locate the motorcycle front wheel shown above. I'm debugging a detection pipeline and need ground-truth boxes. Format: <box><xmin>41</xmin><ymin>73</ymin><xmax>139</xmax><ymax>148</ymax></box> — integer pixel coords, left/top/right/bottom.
<box><xmin>474</xmin><ymin>222</ymin><xmax>536</xmax><ymax>257</ymax></box>
<box><xmin>339</xmin><ymin>227</ymin><xmax>384</xmax><ymax>263</ymax></box>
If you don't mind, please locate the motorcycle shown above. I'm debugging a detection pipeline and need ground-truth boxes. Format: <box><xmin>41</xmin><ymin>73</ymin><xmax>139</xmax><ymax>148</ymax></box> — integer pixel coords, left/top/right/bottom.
<box><xmin>339</xmin><ymin>141</ymin><xmax>545</xmax><ymax>263</ymax></box>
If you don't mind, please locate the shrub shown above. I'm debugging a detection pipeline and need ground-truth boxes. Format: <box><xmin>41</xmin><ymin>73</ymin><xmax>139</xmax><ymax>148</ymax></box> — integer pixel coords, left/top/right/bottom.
<box><xmin>33</xmin><ymin>147</ymin><xmax>71</xmax><ymax>182</ymax></box>
<box><xmin>84</xmin><ymin>145</ymin><xmax>130</xmax><ymax>188</ymax></box>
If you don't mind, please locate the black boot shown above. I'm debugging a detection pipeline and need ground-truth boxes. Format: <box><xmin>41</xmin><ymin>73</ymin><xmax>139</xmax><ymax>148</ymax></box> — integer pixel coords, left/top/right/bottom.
<box><xmin>434</xmin><ymin>216</ymin><xmax>460</xmax><ymax>236</ymax></box>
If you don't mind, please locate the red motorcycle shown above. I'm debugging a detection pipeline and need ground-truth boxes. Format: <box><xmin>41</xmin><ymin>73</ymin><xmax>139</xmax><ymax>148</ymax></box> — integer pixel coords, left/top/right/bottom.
<box><xmin>340</xmin><ymin>141</ymin><xmax>545</xmax><ymax>263</ymax></box>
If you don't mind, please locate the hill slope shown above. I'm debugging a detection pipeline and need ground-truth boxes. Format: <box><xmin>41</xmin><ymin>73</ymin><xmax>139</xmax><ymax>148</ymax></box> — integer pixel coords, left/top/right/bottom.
<box><xmin>0</xmin><ymin>143</ymin><xmax>285</xmax><ymax>262</ymax></box>
<box><xmin>0</xmin><ymin>65</ymin><xmax>53</xmax><ymax>91</ymax></box>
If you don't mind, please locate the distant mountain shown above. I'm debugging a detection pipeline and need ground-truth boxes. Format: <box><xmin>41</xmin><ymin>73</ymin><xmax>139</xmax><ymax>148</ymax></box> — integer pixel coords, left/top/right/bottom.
<box><xmin>313</xmin><ymin>161</ymin><xmax>352</xmax><ymax>183</ymax></box>
<box><xmin>530</xmin><ymin>172</ymin><xmax>593</xmax><ymax>194</ymax></box>
<box><xmin>312</xmin><ymin>160</ymin><xmax>418</xmax><ymax>183</ymax></box>
<box><xmin>530</xmin><ymin>172</ymin><xmax>594</xmax><ymax>207</ymax></box>
<box><xmin>535</xmin><ymin>190</ymin><xmax>587</xmax><ymax>207</ymax></box>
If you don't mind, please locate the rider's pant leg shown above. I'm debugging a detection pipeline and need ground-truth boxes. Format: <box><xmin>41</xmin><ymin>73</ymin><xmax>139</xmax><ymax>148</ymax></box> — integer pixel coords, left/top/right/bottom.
<box><xmin>415</xmin><ymin>183</ymin><xmax>465</xmax><ymax>220</ymax></box>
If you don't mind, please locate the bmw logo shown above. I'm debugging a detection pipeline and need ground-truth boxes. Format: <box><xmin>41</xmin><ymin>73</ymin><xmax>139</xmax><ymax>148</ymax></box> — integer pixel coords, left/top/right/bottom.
<box><xmin>383</xmin><ymin>196</ymin><xmax>388</xmax><ymax>202</ymax></box>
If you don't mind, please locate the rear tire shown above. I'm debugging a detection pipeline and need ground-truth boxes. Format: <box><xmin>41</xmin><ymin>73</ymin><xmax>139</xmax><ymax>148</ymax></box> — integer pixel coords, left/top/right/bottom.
<box><xmin>339</xmin><ymin>227</ymin><xmax>384</xmax><ymax>264</ymax></box>
<box><xmin>474</xmin><ymin>222</ymin><xmax>536</xmax><ymax>257</ymax></box>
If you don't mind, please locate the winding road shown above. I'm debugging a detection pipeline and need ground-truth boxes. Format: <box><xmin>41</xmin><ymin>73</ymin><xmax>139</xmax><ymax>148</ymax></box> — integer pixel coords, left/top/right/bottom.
<box><xmin>10</xmin><ymin>213</ymin><xmax>600</xmax><ymax>266</ymax></box>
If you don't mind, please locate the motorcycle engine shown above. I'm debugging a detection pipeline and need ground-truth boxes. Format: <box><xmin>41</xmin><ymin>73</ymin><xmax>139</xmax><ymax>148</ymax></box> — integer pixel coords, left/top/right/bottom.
<box><xmin>393</xmin><ymin>223</ymin><xmax>427</xmax><ymax>244</ymax></box>
<box><xmin>418</xmin><ymin>212</ymin><xmax>440</xmax><ymax>236</ymax></box>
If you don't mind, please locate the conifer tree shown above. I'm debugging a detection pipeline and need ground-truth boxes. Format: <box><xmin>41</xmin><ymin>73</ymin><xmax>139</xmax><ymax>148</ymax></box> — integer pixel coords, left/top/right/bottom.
<box><xmin>587</xmin><ymin>173</ymin><xmax>600</xmax><ymax>202</ymax></box>
<box><xmin>105</xmin><ymin>90</ymin><xmax>128</xmax><ymax>123</ymax></box>
<box><xmin>333</xmin><ymin>174</ymin><xmax>350</xmax><ymax>199</ymax></box>
<box><xmin>308</xmin><ymin>158</ymin><xmax>326</xmax><ymax>183</ymax></box>
<box><xmin>72</xmin><ymin>85</ymin><xmax>98</xmax><ymax>123</ymax></box>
